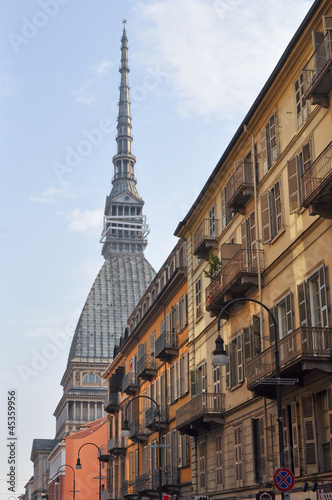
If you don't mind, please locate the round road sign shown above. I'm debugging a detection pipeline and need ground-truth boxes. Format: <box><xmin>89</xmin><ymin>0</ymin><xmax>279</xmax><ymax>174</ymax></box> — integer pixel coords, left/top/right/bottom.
<box><xmin>273</xmin><ymin>468</ymin><xmax>295</xmax><ymax>492</ymax></box>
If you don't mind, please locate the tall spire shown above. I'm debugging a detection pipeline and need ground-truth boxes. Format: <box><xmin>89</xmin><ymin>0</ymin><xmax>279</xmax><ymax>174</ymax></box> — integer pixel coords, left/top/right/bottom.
<box><xmin>100</xmin><ymin>22</ymin><xmax>149</xmax><ymax>258</ymax></box>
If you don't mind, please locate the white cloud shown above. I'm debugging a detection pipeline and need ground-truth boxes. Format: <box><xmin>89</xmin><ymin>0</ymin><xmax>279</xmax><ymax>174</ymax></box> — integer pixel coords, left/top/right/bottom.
<box><xmin>66</xmin><ymin>208</ymin><xmax>103</xmax><ymax>236</ymax></box>
<box><xmin>28</xmin><ymin>183</ymin><xmax>83</xmax><ymax>203</ymax></box>
<box><xmin>0</xmin><ymin>73</ymin><xmax>20</xmax><ymax>98</ymax></box>
<box><xmin>135</xmin><ymin>0</ymin><xmax>312</xmax><ymax>120</ymax></box>
<box><xmin>73</xmin><ymin>59</ymin><xmax>113</xmax><ymax>106</ymax></box>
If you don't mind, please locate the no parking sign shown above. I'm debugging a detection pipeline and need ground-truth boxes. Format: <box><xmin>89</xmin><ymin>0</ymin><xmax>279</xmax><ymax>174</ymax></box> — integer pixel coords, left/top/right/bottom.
<box><xmin>273</xmin><ymin>468</ymin><xmax>295</xmax><ymax>492</ymax></box>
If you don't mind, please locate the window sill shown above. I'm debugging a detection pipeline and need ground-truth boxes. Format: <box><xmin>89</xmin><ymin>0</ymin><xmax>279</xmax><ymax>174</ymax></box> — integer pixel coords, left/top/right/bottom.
<box><xmin>270</xmin><ymin>227</ymin><xmax>286</xmax><ymax>244</ymax></box>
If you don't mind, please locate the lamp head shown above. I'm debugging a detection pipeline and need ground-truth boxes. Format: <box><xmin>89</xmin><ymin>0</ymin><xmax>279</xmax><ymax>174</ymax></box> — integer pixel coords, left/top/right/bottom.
<box><xmin>121</xmin><ymin>418</ymin><xmax>130</xmax><ymax>437</ymax></box>
<box><xmin>211</xmin><ymin>335</ymin><xmax>228</xmax><ymax>366</ymax></box>
<box><xmin>55</xmin><ymin>476</ymin><xmax>60</xmax><ymax>485</ymax></box>
<box><xmin>75</xmin><ymin>457</ymin><xmax>82</xmax><ymax>470</ymax></box>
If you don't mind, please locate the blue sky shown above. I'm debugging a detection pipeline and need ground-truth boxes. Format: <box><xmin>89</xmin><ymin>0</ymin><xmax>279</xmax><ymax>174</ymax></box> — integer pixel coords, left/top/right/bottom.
<box><xmin>0</xmin><ymin>0</ymin><xmax>313</xmax><ymax>495</ymax></box>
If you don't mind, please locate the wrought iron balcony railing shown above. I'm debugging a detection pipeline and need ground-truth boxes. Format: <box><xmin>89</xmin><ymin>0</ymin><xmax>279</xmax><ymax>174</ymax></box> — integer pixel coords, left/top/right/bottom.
<box><xmin>302</xmin><ymin>30</ymin><xmax>332</xmax><ymax>107</ymax></box>
<box><xmin>122</xmin><ymin>372</ymin><xmax>137</xmax><ymax>394</ymax></box>
<box><xmin>301</xmin><ymin>140</ymin><xmax>332</xmax><ymax>217</ymax></box>
<box><xmin>104</xmin><ymin>393</ymin><xmax>119</xmax><ymax>414</ymax></box>
<box><xmin>155</xmin><ymin>330</ymin><xmax>178</xmax><ymax>361</ymax></box>
<box><xmin>108</xmin><ymin>436</ymin><xmax>126</xmax><ymax>456</ymax></box>
<box><xmin>176</xmin><ymin>392</ymin><xmax>225</xmax><ymax>436</ymax></box>
<box><xmin>226</xmin><ymin>159</ymin><xmax>254</xmax><ymax>213</ymax></box>
<box><xmin>145</xmin><ymin>404</ymin><xmax>167</xmax><ymax>430</ymax></box>
<box><xmin>137</xmin><ymin>353</ymin><xmax>157</xmax><ymax>379</ymax></box>
<box><xmin>247</xmin><ymin>327</ymin><xmax>332</xmax><ymax>395</ymax></box>
<box><xmin>193</xmin><ymin>218</ymin><xmax>219</xmax><ymax>259</ymax></box>
<box><xmin>128</xmin><ymin>418</ymin><xmax>148</xmax><ymax>443</ymax></box>
<box><xmin>205</xmin><ymin>249</ymin><xmax>264</xmax><ymax>316</ymax></box>
<box><xmin>135</xmin><ymin>474</ymin><xmax>148</xmax><ymax>494</ymax></box>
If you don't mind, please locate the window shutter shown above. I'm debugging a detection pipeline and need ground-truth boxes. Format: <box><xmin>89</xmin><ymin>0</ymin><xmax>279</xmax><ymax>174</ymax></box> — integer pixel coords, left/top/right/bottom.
<box><xmin>243</xmin><ymin>326</ymin><xmax>251</xmax><ymax>362</ymax></box>
<box><xmin>260</xmin><ymin>128</ymin><xmax>268</xmax><ymax>176</ymax></box>
<box><xmin>312</xmin><ymin>31</ymin><xmax>325</xmax><ymax>74</ymax></box>
<box><xmin>235</xmin><ymin>427</ymin><xmax>243</xmax><ymax>482</ymax></box>
<box><xmin>327</xmin><ymin>386</ymin><xmax>332</xmax><ymax>469</ymax></box>
<box><xmin>269</xmin><ymin>113</ymin><xmax>279</xmax><ymax>165</ymax></box>
<box><xmin>291</xmin><ymin>402</ymin><xmax>300</xmax><ymax>476</ymax></box>
<box><xmin>150</xmin><ymin>332</ymin><xmax>155</xmax><ymax>357</ymax></box>
<box><xmin>298</xmin><ymin>281</ymin><xmax>309</xmax><ymax>326</ymax></box>
<box><xmin>221</xmin><ymin>188</ymin><xmax>226</xmax><ymax>230</ymax></box>
<box><xmin>323</xmin><ymin>15</ymin><xmax>332</xmax><ymax>32</ymax></box>
<box><xmin>184</xmin><ymin>351</ymin><xmax>189</xmax><ymax>394</ymax></box>
<box><xmin>302</xmin><ymin>141</ymin><xmax>312</xmax><ymax>172</ymax></box>
<box><xmin>137</xmin><ymin>343</ymin><xmax>146</xmax><ymax>361</ymax></box>
<box><xmin>165</xmin><ymin>313</ymin><xmax>171</xmax><ymax>334</ymax></box>
<box><xmin>166</xmin><ymin>432</ymin><xmax>172</xmax><ymax>468</ymax></box>
<box><xmin>259</xmin><ymin>416</ymin><xmax>266</xmax><ymax>477</ymax></box>
<box><xmin>288</xmin><ymin>157</ymin><xmax>300</xmax><ymax>213</ymax></box>
<box><xmin>174</xmin><ymin>361</ymin><xmax>178</xmax><ymax>401</ymax></box>
<box><xmin>225</xmin><ymin>344</ymin><xmax>231</xmax><ymax>389</ymax></box>
<box><xmin>285</xmin><ymin>292</ymin><xmax>294</xmax><ymax>334</ymax></box>
<box><xmin>274</xmin><ymin>179</ymin><xmax>283</xmax><ymax>233</ymax></box>
<box><xmin>261</xmin><ymin>192</ymin><xmax>271</xmax><ymax>243</ymax></box>
<box><xmin>237</xmin><ymin>334</ymin><xmax>243</xmax><ymax>382</ymax></box>
<box><xmin>241</xmin><ymin>220</ymin><xmax>248</xmax><ymax>250</ymax></box>
<box><xmin>178</xmin><ymin>431</ymin><xmax>182</xmax><ymax>467</ymax></box>
<box><xmin>282</xmin><ymin>407</ymin><xmax>290</xmax><ymax>469</ymax></box>
<box><xmin>167</xmin><ymin>367</ymin><xmax>171</xmax><ymax>405</ymax></box>
<box><xmin>302</xmin><ymin>395</ymin><xmax>318</xmax><ymax>473</ymax></box>
<box><xmin>319</xmin><ymin>266</ymin><xmax>329</xmax><ymax>327</ymax></box>
<box><xmin>253</xmin><ymin>314</ymin><xmax>261</xmax><ymax>355</ymax></box>
<box><xmin>190</xmin><ymin>370</ymin><xmax>196</xmax><ymax>398</ymax></box>
<box><xmin>202</xmin><ymin>362</ymin><xmax>207</xmax><ymax>392</ymax></box>
<box><xmin>269</xmin><ymin>307</ymin><xmax>277</xmax><ymax>344</ymax></box>
<box><xmin>249</xmin><ymin>210</ymin><xmax>256</xmax><ymax>248</ymax></box>
<box><xmin>160</xmin><ymin>318</ymin><xmax>165</xmax><ymax>335</ymax></box>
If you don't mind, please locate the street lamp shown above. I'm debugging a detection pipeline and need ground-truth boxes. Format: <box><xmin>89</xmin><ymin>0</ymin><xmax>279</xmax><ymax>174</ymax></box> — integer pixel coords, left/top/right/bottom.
<box><xmin>75</xmin><ymin>442</ymin><xmax>102</xmax><ymax>500</ymax></box>
<box><xmin>55</xmin><ymin>464</ymin><xmax>77</xmax><ymax>500</ymax></box>
<box><xmin>213</xmin><ymin>297</ymin><xmax>298</xmax><ymax>500</ymax></box>
<box><xmin>121</xmin><ymin>395</ymin><xmax>163</xmax><ymax>500</ymax></box>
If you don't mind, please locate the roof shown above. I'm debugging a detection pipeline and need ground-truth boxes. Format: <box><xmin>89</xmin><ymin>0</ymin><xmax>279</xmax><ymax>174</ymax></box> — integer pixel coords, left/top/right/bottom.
<box><xmin>65</xmin><ymin>417</ymin><xmax>107</xmax><ymax>440</ymax></box>
<box><xmin>174</xmin><ymin>0</ymin><xmax>323</xmax><ymax>236</ymax></box>
<box><xmin>30</xmin><ymin>439</ymin><xmax>58</xmax><ymax>461</ymax></box>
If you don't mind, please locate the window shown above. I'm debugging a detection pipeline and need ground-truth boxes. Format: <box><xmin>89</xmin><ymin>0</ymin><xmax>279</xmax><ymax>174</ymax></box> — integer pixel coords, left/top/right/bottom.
<box><xmin>301</xmin><ymin>395</ymin><xmax>317</xmax><ymax>474</ymax></box>
<box><xmin>295</xmin><ymin>72</ymin><xmax>309</xmax><ymax>128</ymax></box>
<box><xmin>196</xmin><ymin>362</ymin><xmax>207</xmax><ymax>394</ymax></box>
<box><xmin>234</xmin><ymin>426</ymin><xmax>243</xmax><ymax>484</ymax></box>
<box><xmin>226</xmin><ymin>334</ymin><xmax>243</xmax><ymax>389</ymax></box>
<box><xmin>83</xmin><ymin>373</ymin><xmax>100</xmax><ymax>384</ymax></box>
<box><xmin>261</xmin><ymin>178</ymin><xmax>284</xmax><ymax>243</ymax></box>
<box><xmin>129</xmin><ymin>452</ymin><xmax>133</xmax><ymax>484</ymax></box>
<box><xmin>209</xmin><ymin>205</ymin><xmax>216</xmax><ymax>237</ymax></box>
<box><xmin>288</xmin><ymin>140</ymin><xmax>312</xmax><ymax>213</ymax></box>
<box><xmin>260</xmin><ymin>112</ymin><xmax>279</xmax><ymax>175</ymax></box>
<box><xmin>216</xmin><ymin>435</ymin><xmax>223</xmax><ymax>486</ymax></box>
<box><xmin>298</xmin><ymin>265</ymin><xmax>328</xmax><ymax>328</ymax></box>
<box><xmin>195</xmin><ymin>278</ymin><xmax>202</xmax><ymax>319</ymax></box>
<box><xmin>199</xmin><ymin>441</ymin><xmax>206</xmax><ymax>490</ymax></box>
<box><xmin>252</xmin><ymin>417</ymin><xmax>266</xmax><ymax>483</ymax></box>
<box><xmin>243</xmin><ymin>315</ymin><xmax>261</xmax><ymax>362</ymax></box>
<box><xmin>269</xmin><ymin>293</ymin><xmax>294</xmax><ymax>342</ymax></box>
<box><xmin>142</xmin><ymin>445</ymin><xmax>148</xmax><ymax>475</ymax></box>
<box><xmin>179</xmin><ymin>351</ymin><xmax>189</xmax><ymax>397</ymax></box>
<box><xmin>179</xmin><ymin>433</ymin><xmax>190</xmax><ymax>468</ymax></box>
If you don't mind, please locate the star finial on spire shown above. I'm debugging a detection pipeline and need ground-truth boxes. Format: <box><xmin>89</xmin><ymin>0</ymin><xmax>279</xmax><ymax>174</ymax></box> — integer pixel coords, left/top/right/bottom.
<box><xmin>122</xmin><ymin>19</ymin><xmax>127</xmax><ymax>25</ymax></box>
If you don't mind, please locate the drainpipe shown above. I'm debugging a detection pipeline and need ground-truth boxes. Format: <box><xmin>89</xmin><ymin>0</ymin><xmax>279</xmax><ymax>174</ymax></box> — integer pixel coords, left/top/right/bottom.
<box><xmin>244</xmin><ymin>125</ymin><xmax>264</xmax><ymax>347</ymax></box>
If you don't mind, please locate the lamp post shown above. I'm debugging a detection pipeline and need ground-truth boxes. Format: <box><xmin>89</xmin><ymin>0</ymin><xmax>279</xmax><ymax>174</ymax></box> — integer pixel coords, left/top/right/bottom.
<box><xmin>55</xmin><ymin>464</ymin><xmax>77</xmax><ymax>500</ymax></box>
<box><xmin>75</xmin><ymin>442</ymin><xmax>102</xmax><ymax>500</ymax></box>
<box><xmin>212</xmin><ymin>297</ymin><xmax>298</xmax><ymax>500</ymax></box>
<box><xmin>121</xmin><ymin>395</ymin><xmax>163</xmax><ymax>500</ymax></box>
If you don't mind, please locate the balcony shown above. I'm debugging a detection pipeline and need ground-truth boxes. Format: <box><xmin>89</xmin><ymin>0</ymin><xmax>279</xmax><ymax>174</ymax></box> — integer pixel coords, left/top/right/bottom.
<box><xmin>205</xmin><ymin>249</ymin><xmax>264</xmax><ymax>317</ymax></box>
<box><xmin>122</xmin><ymin>372</ymin><xmax>137</xmax><ymax>395</ymax></box>
<box><xmin>155</xmin><ymin>331</ymin><xmax>178</xmax><ymax>361</ymax></box>
<box><xmin>108</xmin><ymin>436</ymin><xmax>126</xmax><ymax>456</ymax></box>
<box><xmin>176</xmin><ymin>392</ymin><xmax>225</xmax><ymax>436</ymax></box>
<box><xmin>193</xmin><ymin>218</ymin><xmax>219</xmax><ymax>260</ymax></box>
<box><xmin>145</xmin><ymin>405</ymin><xmax>167</xmax><ymax>431</ymax></box>
<box><xmin>101</xmin><ymin>490</ymin><xmax>113</xmax><ymax>500</ymax></box>
<box><xmin>135</xmin><ymin>474</ymin><xmax>148</xmax><ymax>495</ymax></box>
<box><xmin>137</xmin><ymin>353</ymin><xmax>157</xmax><ymax>380</ymax></box>
<box><xmin>104</xmin><ymin>393</ymin><xmax>119</xmax><ymax>414</ymax></box>
<box><xmin>99</xmin><ymin>445</ymin><xmax>110</xmax><ymax>463</ymax></box>
<box><xmin>121</xmin><ymin>480</ymin><xmax>135</xmax><ymax>500</ymax></box>
<box><xmin>303</xmin><ymin>30</ymin><xmax>332</xmax><ymax>108</ymax></box>
<box><xmin>226</xmin><ymin>159</ymin><xmax>254</xmax><ymax>214</ymax></box>
<box><xmin>246</xmin><ymin>327</ymin><xmax>332</xmax><ymax>399</ymax></box>
<box><xmin>128</xmin><ymin>418</ymin><xmax>148</xmax><ymax>444</ymax></box>
<box><xmin>301</xmin><ymin>140</ymin><xmax>332</xmax><ymax>218</ymax></box>
<box><xmin>147</xmin><ymin>467</ymin><xmax>180</xmax><ymax>495</ymax></box>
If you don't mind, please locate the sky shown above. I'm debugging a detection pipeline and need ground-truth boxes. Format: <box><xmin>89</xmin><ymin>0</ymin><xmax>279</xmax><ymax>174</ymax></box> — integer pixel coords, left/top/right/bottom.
<box><xmin>0</xmin><ymin>0</ymin><xmax>314</xmax><ymax>495</ymax></box>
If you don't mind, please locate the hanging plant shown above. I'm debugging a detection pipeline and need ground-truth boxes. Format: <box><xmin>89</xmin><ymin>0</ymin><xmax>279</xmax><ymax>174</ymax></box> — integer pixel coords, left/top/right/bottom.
<box><xmin>203</xmin><ymin>252</ymin><xmax>222</xmax><ymax>281</ymax></box>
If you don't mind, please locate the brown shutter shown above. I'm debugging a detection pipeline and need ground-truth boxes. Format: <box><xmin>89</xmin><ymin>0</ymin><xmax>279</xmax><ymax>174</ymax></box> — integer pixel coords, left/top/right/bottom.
<box><xmin>312</xmin><ymin>31</ymin><xmax>325</xmax><ymax>74</ymax></box>
<box><xmin>225</xmin><ymin>344</ymin><xmax>230</xmax><ymax>389</ymax></box>
<box><xmin>183</xmin><ymin>351</ymin><xmax>189</xmax><ymax>394</ymax></box>
<box><xmin>286</xmin><ymin>292</ymin><xmax>294</xmax><ymax>334</ymax></box>
<box><xmin>235</xmin><ymin>426</ymin><xmax>243</xmax><ymax>482</ymax></box>
<box><xmin>302</xmin><ymin>395</ymin><xmax>318</xmax><ymax>473</ymax></box>
<box><xmin>260</xmin><ymin>127</ymin><xmax>268</xmax><ymax>176</ymax></box>
<box><xmin>319</xmin><ymin>265</ymin><xmax>329</xmax><ymax>327</ymax></box>
<box><xmin>282</xmin><ymin>406</ymin><xmax>291</xmax><ymax>469</ymax></box>
<box><xmin>243</xmin><ymin>326</ymin><xmax>251</xmax><ymax>362</ymax></box>
<box><xmin>327</xmin><ymin>386</ymin><xmax>332</xmax><ymax>469</ymax></box>
<box><xmin>237</xmin><ymin>335</ymin><xmax>244</xmax><ymax>383</ymax></box>
<box><xmin>253</xmin><ymin>314</ymin><xmax>261</xmax><ymax>355</ymax></box>
<box><xmin>288</xmin><ymin>157</ymin><xmax>300</xmax><ymax>213</ymax></box>
<box><xmin>291</xmin><ymin>402</ymin><xmax>300</xmax><ymax>476</ymax></box>
<box><xmin>190</xmin><ymin>370</ymin><xmax>196</xmax><ymax>397</ymax></box>
<box><xmin>269</xmin><ymin>306</ymin><xmax>277</xmax><ymax>344</ymax></box>
<box><xmin>302</xmin><ymin>141</ymin><xmax>312</xmax><ymax>172</ymax></box>
<box><xmin>298</xmin><ymin>281</ymin><xmax>309</xmax><ymax>327</ymax></box>
<box><xmin>241</xmin><ymin>220</ymin><xmax>248</xmax><ymax>249</ymax></box>
<box><xmin>261</xmin><ymin>192</ymin><xmax>271</xmax><ymax>243</ymax></box>
<box><xmin>274</xmin><ymin>179</ymin><xmax>283</xmax><ymax>233</ymax></box>
<box><xmin>259</xmin><ymin>416</ymin><xmax>266</xmax><ymax>477</ymax></box>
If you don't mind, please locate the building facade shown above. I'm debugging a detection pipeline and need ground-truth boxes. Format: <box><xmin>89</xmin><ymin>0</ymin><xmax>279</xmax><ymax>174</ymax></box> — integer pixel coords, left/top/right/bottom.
<box><xmin>174</xmin><ymin>1</ymin><xmax>332</xmax><ymax>499</ymax></box>
<box><xmin>103</xmin><ymin>238</ymin><xmax>191</xmax><ymax>500</ymax></box>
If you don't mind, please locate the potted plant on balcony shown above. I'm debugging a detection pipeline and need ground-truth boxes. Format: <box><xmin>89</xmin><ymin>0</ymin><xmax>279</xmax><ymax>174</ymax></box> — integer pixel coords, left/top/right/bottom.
<box><xmin>204</xmin><ymin>252</ymin><xmax>222</xmax><ymax>310</ymax></box>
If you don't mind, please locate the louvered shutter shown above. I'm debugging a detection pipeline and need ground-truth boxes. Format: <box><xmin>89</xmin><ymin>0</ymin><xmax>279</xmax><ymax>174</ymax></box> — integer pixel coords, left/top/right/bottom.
<box><xmin>178</xmin><ymin>432</ymin><xmax>182</xmax><ymax>467</ymax></box>
<box><xmin>137</xmin><ymin>343</ymin><xmax>146</xmax><ymax>362</ymax></box>
<box><xmin>221</xmin><ymin>188</ymin><xmax>227</xmax><ymax>230</ymax></box>
<box><xmin>166</xmin><ymin>432</ymin><xmax>172</xmax><ymax>468</ymax></box>
<box><xmin>269</xmin><ymin>307</ymin><xmax>277</xmax><ymax>344</ymax></box>
<box><xmin>298</xmin><ymin>281</ymin><xmax>311</xmax><ymax>328</ymax></box>
<box><xmin>190</xmin><ymin>370</ymin><xmax>196</xmax><ymax>398</ymax></box>
<box><xmin>286</xmin><ymin>293</ymin><xmax>294</xmax><ymax>334</ymax></box>
<box><xmin>291</xmin><ymin>402</ymin><xmax>300</xmax><ymax>476</ymax></box>
<box><xmin>241</xmin><ymin>220</ymin><xmax>248</xmax><ymax>250</ymax></box>
<box><xmin>167</xmin><ymin>367</ymin><xmax>171</xmax><ymax>405</ymax></box>
<box><xmin>260</xmin><ymin>128</ymin><xmax>268</xmax><ymax>176</ymax></box>
<box><xmin>327</xmin><ymin>386</ymin><xmax>332</xmax><ymax>468</ymax></box>
<box><xmin>259</xmin><ymin>416</ymin><xmax>266</xmax><ymax>477</ymax></box>
<box><xmin>312</xmin><ymin>31</ymin><xmax>326</xmax><ymax>74</ymax></box>
<box><xmin>302</xmin><ymin>141</ymin><xmax>312</xmax><ymax>172</ymax></box>
<box><xmin>261</xmin><ymin>192</ymin><xmax>271</xmax><ymax>243</ymax></box>
<box><xmin>235</xmin><ymin>427</ymin><xmax>243</xmax><ymax>482</ymax></box>
<box><xmin>165</xmin><ymin>313</ymin><xmax>171</xmax><ymax>334</ymax></box>
<box><xmin>243</xmin><ymin>326</ymin><xmax>251</xmax><ymax>362</ymax></box>
<box><xmin>237</xmin><ymin>335</ymin><xmax>244</xmax><ymax>382</ymax></box>
<box><xmin>269</xmin><ymin>113</ymin><xmax>279</xmax><ymax>165</ymax></box>
<box><xmin>282</xmin><ymin>407</ymin><xmax>290</xmax><ymax>469</ymax></box>
<box><xmin>174</xmin><ymin>361</ymin><xmax>178</xmax><ymax>401</ymax></box>
<box><xmin>302</xmin><ymin>395</ymin><xmax>318</xmax><ymax>473</ymax></box>
<box><xmin>184</xmin><ymin>351</ymin><xmax>189</xmax><ymax>394</ymax></box>
<box><xmin>288</xmin><ymin>157</ymin><xmax>300</xmax><ymax>213</ymax></box>
<box><xmin>274</xmin><ymin>179</ymin><xmax>283</xmax><ymax>233</ymax></box>
<box><xmin>225</xmin><ymin>344</ymin><xmax>231</xmax><ymax>389</ymax></box>
<box><xmin>253</xmin><ymin>314</ymin><xmax>261</xmax><ymax>355</ymax></box>
<box><xmin>319</xmin><ymin>266</ymin><xmax>329</xmax><ymax>327</ymax></box>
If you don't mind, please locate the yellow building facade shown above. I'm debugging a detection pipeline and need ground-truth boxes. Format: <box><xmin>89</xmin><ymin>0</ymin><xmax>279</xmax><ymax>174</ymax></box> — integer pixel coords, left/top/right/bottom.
<box><xmin>174</xmin><ymin>1</ymin><xmax>332</xmax><ymax>499</ymax></box>
<box><xmin>103</xmin><ymin>238</ymin><xmax>191</xmax><ymax>500</ymax></box>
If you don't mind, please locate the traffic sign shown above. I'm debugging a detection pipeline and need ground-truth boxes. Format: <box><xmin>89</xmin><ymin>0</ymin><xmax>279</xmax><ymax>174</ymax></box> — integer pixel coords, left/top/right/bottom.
<box><xmin>256</xmin><ymin>491</ymin><xmax>275</xmax><ymax>500</ymax></box>
<box><xmin>273</xmin><ymin>468</ymin><xmax>295</xmax><ymax>492</ymax></box>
